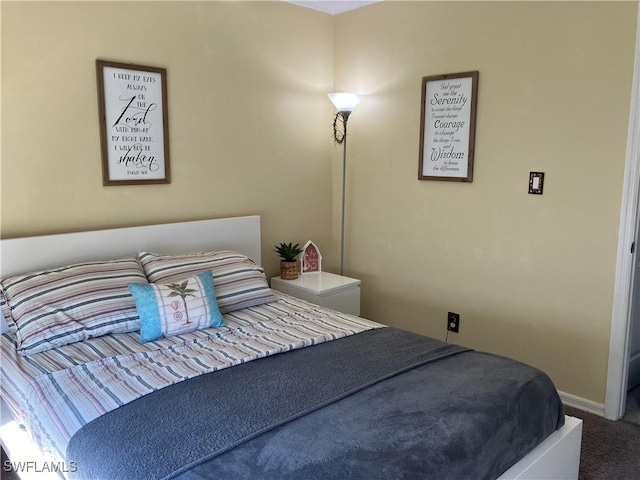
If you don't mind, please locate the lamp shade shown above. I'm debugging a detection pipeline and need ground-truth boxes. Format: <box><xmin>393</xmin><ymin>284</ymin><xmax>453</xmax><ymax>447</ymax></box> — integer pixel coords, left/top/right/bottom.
<box><xmin>328</xmin><ymin>93</ymin><xmax>362</xmax><ymax>113</ymax></box>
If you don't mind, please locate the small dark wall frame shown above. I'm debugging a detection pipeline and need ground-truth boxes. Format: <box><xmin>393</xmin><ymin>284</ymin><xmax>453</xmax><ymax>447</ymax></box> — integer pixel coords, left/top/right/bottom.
<box><xmin>529</xmin><ymin>172</ymin><xmax>545</xmax><ymax>195</ymax></box>
<box><xmin>96</xmin><ymin>60</ymin><xmax>171</xmax><ymax>186</ymax></box>
<box><xmin>418</xmin><ymin>71</ymin><xmax>478</xmax><ymax>182</ymax></box>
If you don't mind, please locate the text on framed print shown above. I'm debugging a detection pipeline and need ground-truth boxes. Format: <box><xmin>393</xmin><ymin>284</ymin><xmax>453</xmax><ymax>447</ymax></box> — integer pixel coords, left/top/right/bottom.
<box><xmin>96</xmin><ymin>60</ymin><xmax>170</xmax><ymax>185</ymax></box>
<box><xmin>418</xmin><ymin>71</ymin><xmax>478</xmax><ymax>182</ymax></box>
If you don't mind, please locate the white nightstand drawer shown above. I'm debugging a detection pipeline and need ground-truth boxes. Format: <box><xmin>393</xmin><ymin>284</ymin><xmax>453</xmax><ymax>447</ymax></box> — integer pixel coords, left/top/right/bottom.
<box><xmin>271</xmin><ymin>272</ymin><xmax>361</xmax><ymax>316</ymax></box>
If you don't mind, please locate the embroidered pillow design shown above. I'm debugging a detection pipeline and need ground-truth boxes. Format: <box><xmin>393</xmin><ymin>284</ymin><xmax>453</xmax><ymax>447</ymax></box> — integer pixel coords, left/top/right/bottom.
<box><xmin>129</xmin><ymin>270</ymin><xmax>224</xmax><ymax>342</ymax></box>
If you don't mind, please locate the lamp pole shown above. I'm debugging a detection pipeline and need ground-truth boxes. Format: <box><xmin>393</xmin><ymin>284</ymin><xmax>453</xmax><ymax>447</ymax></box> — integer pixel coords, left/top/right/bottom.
<box><xmin>328</xmin><ymin>93</ymin><xmax>361</xmax><ymax>277</ymax></box>
<box><xmin>340</xmin><ymin>116</ymin><xmax>348</xmax><ymax>276</ymax></box>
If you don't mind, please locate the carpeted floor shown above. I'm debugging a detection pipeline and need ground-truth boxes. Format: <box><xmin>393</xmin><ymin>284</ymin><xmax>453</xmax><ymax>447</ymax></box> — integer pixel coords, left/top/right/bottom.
<box><xmin>624</xmin><ymin>384</ymin><xmax>640</xmax><ymax>424</ymax></box>
<box><xmin>565</xmin><ymin>404</ymin><xmax>640</xmax><ymax>479</ymax></box>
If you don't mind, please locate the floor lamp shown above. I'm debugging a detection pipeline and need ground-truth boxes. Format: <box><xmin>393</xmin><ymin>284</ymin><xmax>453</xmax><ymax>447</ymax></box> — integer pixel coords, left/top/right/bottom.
<box><xmin>328</xmin><ymin>93</ymin><xmax>362</xmax><ymax>276</ymax></box>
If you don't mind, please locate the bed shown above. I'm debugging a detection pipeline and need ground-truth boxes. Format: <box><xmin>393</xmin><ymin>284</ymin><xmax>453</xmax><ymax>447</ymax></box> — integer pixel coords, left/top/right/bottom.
<box><xmin>0</xmin><ymin>215</ymin><xmax>582</xmax><ymax>480</ymax></box>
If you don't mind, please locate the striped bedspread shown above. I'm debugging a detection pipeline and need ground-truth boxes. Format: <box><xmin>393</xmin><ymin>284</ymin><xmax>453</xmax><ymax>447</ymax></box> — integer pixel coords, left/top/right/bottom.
<box><xmin>0</xmin><ymin>293</ymin><xmax>382</xmax><ymax>464</ymax></box>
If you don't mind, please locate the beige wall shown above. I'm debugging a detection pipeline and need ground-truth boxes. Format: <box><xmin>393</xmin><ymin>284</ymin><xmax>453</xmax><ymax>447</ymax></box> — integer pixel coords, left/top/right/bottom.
<box><xmin>2</xmin><ymin>0</ymin><xmax>638</xmax><ymax>406</ymax></box>
<box><xmin>0</xmin><ymin>1</ymin><xmax>334</xmax><ymax>277</ymax></box>
<box><xmin>334</xmin><ymin>1</ymin><xmax>636</xmax><ymax>403</ymax></box>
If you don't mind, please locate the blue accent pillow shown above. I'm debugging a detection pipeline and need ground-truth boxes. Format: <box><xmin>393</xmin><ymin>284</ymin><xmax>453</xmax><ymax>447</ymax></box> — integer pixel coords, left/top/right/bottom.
<box><xmin>129</xmin><ymin>270</ymin><xmax>224</xmax><ymax>342</ymax></box>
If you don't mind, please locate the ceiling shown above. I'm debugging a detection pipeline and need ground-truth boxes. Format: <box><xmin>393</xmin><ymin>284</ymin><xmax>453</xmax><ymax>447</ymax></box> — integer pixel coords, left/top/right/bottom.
<box><xmin>286</xmin><ymin>1</ymin><xmax>381</xmax><ymax>15</ymax></box>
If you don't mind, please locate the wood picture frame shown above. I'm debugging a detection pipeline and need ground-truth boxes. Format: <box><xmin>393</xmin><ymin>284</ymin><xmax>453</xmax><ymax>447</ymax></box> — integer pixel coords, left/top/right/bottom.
<box><xmin>96</xmin><ymin>60</ymin><xmax>170</xmax><ymax>185</ymax></box>
<box><xmin>418</xmin><ymin>71</ymin><xmax>478</xmax><ymax>182</ymax></box>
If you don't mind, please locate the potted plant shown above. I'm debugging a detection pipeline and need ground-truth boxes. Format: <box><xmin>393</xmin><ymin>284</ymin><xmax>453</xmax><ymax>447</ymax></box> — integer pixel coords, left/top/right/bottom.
<box><xmin>274</xmin><ymin>242</ymin><xmax>303</xmax><ymax>280</ymax></box>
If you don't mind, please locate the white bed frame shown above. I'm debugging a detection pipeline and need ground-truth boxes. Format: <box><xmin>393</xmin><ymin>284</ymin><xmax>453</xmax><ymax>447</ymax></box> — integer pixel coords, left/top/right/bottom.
<box><xmin>0</xmin><ymin>216</ymin><xmax>582</xmax><ymax>479</ymax></box>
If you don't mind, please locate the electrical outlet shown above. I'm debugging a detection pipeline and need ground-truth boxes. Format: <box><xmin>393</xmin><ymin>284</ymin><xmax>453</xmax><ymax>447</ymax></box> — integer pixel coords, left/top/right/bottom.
<box><xmin>447</xmin><ymin>312</ymin><xmax>460</xmax><ymax>333</ymax></box>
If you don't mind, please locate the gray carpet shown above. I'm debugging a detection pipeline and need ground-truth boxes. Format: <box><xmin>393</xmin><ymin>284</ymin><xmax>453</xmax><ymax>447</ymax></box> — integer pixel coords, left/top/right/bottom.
<box><xmin>565</xmin><ymin>405</ymin><xmax>640</xmax><ymax>479</ymax></box>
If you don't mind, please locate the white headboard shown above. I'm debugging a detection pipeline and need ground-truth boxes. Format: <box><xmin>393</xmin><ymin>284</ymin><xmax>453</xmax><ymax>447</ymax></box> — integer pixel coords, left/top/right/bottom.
<box><xmin>0</xmin><ymin>215</ymin><xmax>261</xmax><ymax>333</ymax></box>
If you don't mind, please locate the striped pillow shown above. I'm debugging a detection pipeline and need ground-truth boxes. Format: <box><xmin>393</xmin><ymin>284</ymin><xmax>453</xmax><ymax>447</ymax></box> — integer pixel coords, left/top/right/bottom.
<box><xmin>139</xmin><ymin>251</ymin><xmax>277</xmax><ymax>314</ymax></box>
<box><xmin>0</xmin><ymin>257</ymin><xmax>147</xmax><ymax>356</ymax></box>
<box><xmin>0</xmin><ymin>292</ymin><xmax>17</xmax><ymax>335</ymax></box>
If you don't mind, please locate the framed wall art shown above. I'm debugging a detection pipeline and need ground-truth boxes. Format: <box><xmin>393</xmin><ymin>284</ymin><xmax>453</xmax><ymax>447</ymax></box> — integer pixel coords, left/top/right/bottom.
<box><xmin>96</xmin><ymin>60</ymin><xmax>170</xmax><ymax>185</ymax></box>
<box><xmin>418</xmin><ymin>71</ymin><xmax>478</xmax><ymax>182</ymax></box>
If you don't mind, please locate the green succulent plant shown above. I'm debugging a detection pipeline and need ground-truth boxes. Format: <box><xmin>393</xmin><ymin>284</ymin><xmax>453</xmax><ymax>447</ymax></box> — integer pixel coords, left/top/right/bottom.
<box><xmin>274</xmin><ymin>242</ymin><xmax>303</xmax><ymax>262</ymax></box>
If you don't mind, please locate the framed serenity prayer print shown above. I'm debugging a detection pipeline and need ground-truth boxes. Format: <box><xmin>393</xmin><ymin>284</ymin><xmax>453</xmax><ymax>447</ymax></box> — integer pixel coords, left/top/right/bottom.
<box><xmin>418</xmin><ymin>71</ymin><xmax>478</xmax><ymax>182</ymax></box>
<box><xmin>96</xmin><ymin>60</ymin><xmax>171</xmax><ymax>185</ymax></box>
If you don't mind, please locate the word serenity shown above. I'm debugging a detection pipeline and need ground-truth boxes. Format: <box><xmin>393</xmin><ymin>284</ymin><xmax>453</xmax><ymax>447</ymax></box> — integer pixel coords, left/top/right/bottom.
<box><xmin>428</xmin><ymin>81</ymin><xmax>469</xmax><ymax>167</ymax></box>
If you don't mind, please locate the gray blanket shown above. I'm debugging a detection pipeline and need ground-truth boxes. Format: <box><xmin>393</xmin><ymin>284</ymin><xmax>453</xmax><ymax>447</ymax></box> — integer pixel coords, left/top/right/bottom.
<box><xmin>67</xmin><ymin>328</ymin><xmax>564</xmax><ymax>480</ymax></box>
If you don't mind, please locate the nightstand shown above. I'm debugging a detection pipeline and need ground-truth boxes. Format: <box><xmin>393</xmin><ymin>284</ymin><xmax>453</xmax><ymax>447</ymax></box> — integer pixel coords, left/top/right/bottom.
<box><xmin>271</xmin><ymin>272</ymin><xmax>361</xmax><ymax>316</ymax></box>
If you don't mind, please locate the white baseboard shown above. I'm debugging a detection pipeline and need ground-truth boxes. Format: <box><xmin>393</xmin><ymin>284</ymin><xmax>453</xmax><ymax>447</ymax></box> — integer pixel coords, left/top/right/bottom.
<box><xmin>559</xmin><ymin>390</ymin><xmax>605</xmax><ymax>417</ymax></box>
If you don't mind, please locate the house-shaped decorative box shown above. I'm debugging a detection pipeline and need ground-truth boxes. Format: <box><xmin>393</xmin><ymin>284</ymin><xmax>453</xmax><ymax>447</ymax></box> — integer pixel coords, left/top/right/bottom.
<box><xmin>301</xmin><ymin>240</ymin><xmax>322</xmax><ymax>275</ymax></box>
